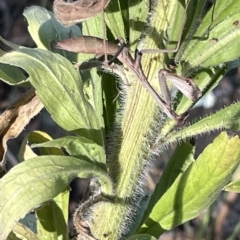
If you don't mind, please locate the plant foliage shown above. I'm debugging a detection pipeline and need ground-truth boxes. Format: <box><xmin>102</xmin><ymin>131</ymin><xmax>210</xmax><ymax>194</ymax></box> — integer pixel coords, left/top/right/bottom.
<box><xmin>0</xmin><ymin>1</ymin><xmax>240</xmax><ymax>240</ymax></box>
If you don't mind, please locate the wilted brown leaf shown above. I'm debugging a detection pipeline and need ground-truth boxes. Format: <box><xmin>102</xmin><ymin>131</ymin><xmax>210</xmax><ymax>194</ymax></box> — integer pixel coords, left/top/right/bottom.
<box><xmin>0</xmin><ymin>88</ymin><xmax>44</xmax><ymax>172</ymax></box>
<box><xmin>53</xmin><ymin>0</ymin><xmax>109</xmax><ymax>26</ymax></box>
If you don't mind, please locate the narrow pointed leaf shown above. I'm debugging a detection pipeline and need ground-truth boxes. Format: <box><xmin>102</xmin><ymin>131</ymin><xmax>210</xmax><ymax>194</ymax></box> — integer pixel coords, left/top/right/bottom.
<box><xmin>162</xmin><ymin>101</ymin><xmax>240</xmax><ymax>146</ymax></box>
<box><xmin>224</xmin><ymin>181</ymin><xmax>240</xmax><ymax>193</ymax></box>
<box><xmin>139</xmin><ymin>132</ymin><xmax>240</xmax><ymax>237</ymax></box>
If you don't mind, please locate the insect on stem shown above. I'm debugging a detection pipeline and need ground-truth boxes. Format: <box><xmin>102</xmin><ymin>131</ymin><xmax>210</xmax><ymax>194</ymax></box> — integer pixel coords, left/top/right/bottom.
<box><xmin>138</xmin><ymin>0</ymin><xmax>201</xmax><ymax>124</ymax></box>
<box><xmin>56</xmin><ymin>35</ymin><xmax>190</xmax><ymax>124</ymax></box>
<box><xmin>127</xmin><ymin>50</ymin><xmax>188</xmax><ymax>125</ymax></box>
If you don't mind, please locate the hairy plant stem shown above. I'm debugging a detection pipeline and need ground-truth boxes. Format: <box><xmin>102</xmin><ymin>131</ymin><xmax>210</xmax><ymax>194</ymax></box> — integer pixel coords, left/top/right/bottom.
<box><xmin>89</xmin><ymin>0</ymin><xmax>188</xmax><ymax>239</ymax></box>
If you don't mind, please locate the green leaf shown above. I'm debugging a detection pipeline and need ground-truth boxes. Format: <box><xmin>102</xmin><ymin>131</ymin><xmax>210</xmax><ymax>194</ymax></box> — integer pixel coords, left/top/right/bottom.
<box><xmin>7</xmin><ymin>223</ymin><xmax>39</xmax><ymax>240</ymax></box>
<box><xmin>0</xmin><ymin>38</ymin><xmax>104</xmax><ymax>145</ymax></box>
<box><xmin>128</xmin><ymin>0</ymin><xmax>149</xmax><ymax>51</ymax></box>
<box><xmin>181</xmin><ymin>1</ymin><xmax>240</xmax><ymax>68</ymax></box>
<box><xmin>36</xmin><ymin>188</ymin><xmax>69</xmax><ymax>240</ymax></box>
<box><xmin>139</xmin><ymin>0</ymin><xmax>188</xmax><ymax>54</ymax></box>
<box><xmin>81</xmin><ymin>68</ymin><xmax>104</xmax><ymax>130</ymax></box>
<box><xmin>225</xmin><ymin>155</ymin><xmax>240</xmax><ymax>193</ymax></box>
<box><xmin>161</xmin><ymin>101</ymin><xmax>240</xmax><ymax>146</ymax></box>
<box><xmin>105</xmin><ymin>0</ymin><xmax>126</xmax><ymax>39</ymax></box>
<box><xmin>139</xmin><ymin>132</ymin><xmax>240</xmax><ymax>237</ymax></box>
<box><xmin>0</xmin><ymin>33</ymin><xmax>29</xmax><ymax>86</ymax></box>
<box><xmin>0</xmin><ymin>155</ymin><xmax>113</xmax><ymax>240</ymax></box>
<box><xmin>23</xmin><ymin>6</ymin><xmax>81</xmax><ymax>51</ymax></box>
<box><xmin>140</xmin><ymin>142</ymin><xmax>195</xmax><ymax>228</ymax></box>
<box><xmin>24</xmin><ymin>6</ymin><xmax>83</xmax><ymax>64</ymax></box>
<box><xmin>175</xmin><ymin>0</ymin><xmax>207</xmax><ymax>59</ymax></box>
<box><xmin>127</xmin><ymin>234</ymin><xmax>157</xmax><ymax>240</ymax></box>
<box><xmin>83</xmin><ymin>14</ymin><xmax>105</xmax><ymax>38</ymax></box>
<box><xmin>102</xmin><ymin>72</ymin><xmax>118</xmax><ymax>134</ymax></box>
<box><xmin>18</xmin><ymin>136</ymin><xmax>38</xmax><ymax>162</ymax></box>
<box><xmin>224</xmin><ymin>180</ymin><xmax>240</xmax><ymax>193</ymax></box>
<box><xmin>18</xmin><ymin>131</ymin><xmax>64</xmax><ymax>162</ymax></box>
<box><xmin>160</xmin><ymin>66</ymin><xmax>226</xmax><ymax>141</ymax></box>
<box><xmin>32</xmin><ymin>136</ymin><xmax>106</xmax><ymax>166</ymax></box>
<box><xmin>0</xmin><ymin>63</ymin><xmax>27</xmax><ymax>85</ymax></box>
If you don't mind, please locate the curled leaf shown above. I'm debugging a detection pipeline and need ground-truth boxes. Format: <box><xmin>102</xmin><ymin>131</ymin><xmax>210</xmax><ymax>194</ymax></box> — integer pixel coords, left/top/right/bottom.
<box><xmin>0</xmin><ymin>88</ymin><xmax>43</xmax><ymax>170</ymax></box>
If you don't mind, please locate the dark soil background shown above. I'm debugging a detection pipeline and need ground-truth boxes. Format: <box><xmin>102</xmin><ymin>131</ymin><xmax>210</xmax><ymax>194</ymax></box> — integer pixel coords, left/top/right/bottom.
<box><xmin>1</xmin><ymin>0</ymin><xmax>240</xmax><ymax>239</ymax></box>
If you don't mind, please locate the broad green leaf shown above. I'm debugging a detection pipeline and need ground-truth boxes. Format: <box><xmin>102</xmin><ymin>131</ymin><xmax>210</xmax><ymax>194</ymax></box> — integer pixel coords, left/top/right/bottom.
<box><xmin>32</xmin><ymin>136</ymin><xmax>106</xmax><ymax>166</ymax></box>
<box><xmin>139</xmin><ymin>132</ymin><xmax>240</xmax><ymax>237</ymax></box>
<box><xmin>0</xmin><ymin>38</ymin><xmax>104</xmax><ymax>145</ymax></box>
<box><xmin>36</xmin><ymin>188</ymin><xmax>69</xmax><ymax>240</ymax></box>
<box><xmin>0</xmin><ymin>39</ymin><xmax>28</xmax><ymax>85</ymax></box>
<box><xmin>140</xmin><ymin>142</ymin><xmax>195</xmax><ymax>228</ymax></box>
<box><xmin>128</xmin><ymin>0</ymin><xmax>149</xmax><ymax>51</ymax></box>
<box><xmin>181</xmin><ymin>1</ymin><xmax>240</xmax><ymax>68</ymax></box>
<box><xmin>7</xmin><ymin>223</ymin><xmax>38</xmax><ymax>240</ymax></box>
<box><xmin>105</xmin><ymin>0</ymin><xmax>126</xmax><ymax>39</ymax></box>
<box><xmin>18</xmin><ymin>131</ymin><xmax>64</xmax><ymax>161</ymax></box>
<box><xmin>0</xmin><ymin>155</ymin><xmax>113</xmax><ymax>240</ymax></box>
<box><xmin>83</xmin><ymin>14</ymin><xmax>105</xmax><ymax>38</ymax></box>
<box><xmin>127</xmin><ymin>234</ymin><xmax>157</xmax><ymax>240</ymax></box>
<box><xmin>0</xmin><ymin>63</ymin><xmax>27</xmax><ymax>85</ymax></box>
<box><xmin>24</xmin><ymin>5</ymin><xmax>106</xmax><ymax>144</ymax></box>
<box><xmin>23</xmin><ymin>6</ymin><xmax>81</xmax><ymax>51</ymax></box>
